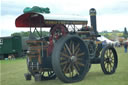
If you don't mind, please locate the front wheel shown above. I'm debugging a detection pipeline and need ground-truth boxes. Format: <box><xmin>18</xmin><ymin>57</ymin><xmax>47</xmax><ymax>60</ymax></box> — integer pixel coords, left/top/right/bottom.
<box><xmin>100</xmin><ymin>45</ymin><xmax>118</xmax><ymax>74</ymax></box>
<box><xmin>52</xmin><ymin>34</ymin><xmax>90</xmax><ymax>83</ymax></box>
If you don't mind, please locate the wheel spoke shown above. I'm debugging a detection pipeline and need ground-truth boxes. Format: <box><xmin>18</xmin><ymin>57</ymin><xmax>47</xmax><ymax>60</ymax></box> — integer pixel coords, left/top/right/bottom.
<box><xmin>108</xmin><ymin>64</ymin><xmax>110</xmax><ymax>72</ymax></box>
<box><xmin>65</xmin><ymin>43</ymin><xmax>72</xmax><ymax>55</ymax></box>
<box><xmin>112</xmin><ymin>57</ymin><xmax>114</xmax><ymax>60</ymax></box>
<box><xmin>71</xmin><ymin>65</ymin><xmax>74</xmax><ymax>77</ymax></box>
<box><xmin>61</xmin><ymin>52</ymin><xmax>70</xmax><ymax>58</ymax></box>
<box><xmin>69</xmin><ymin>40</ymin><xmax>73</xmax><ymax>53</ymax></box>
<box><xmin>65</xmin><ymin>63</ymin><xmax>71</xmax><ymax>73</ymax></box>
<box><xmin>106</xmin><ymin>63</ymin><xmax>109</xmax><ymax>72</ymax></box>
<box><xmin>76</xmin><ymin>61</ymin><xmax>85</xmax><ymax>67</ymax></box>
<box><xmin>104</xmin><ymin>57</ymin><xmax>107</xmax><ymax>61</ymax></box>
<box><xmin>74</xmin><ymin>43</ymin><xmax>80</xmax><ymax>53</ymax></box>
<box><xmin>73</xmin><ymin>64</ymin><xmax>79</xmax><ymax>75</ymax></box>
<box><xmin>105</xmin><ymin>52</ymin><xmax>108</xmax><ymax>58</ymax></box>
<box><xmin>105</xmin><ymin>51</ymin><xmax>107</xmax><ymax>57</ymax></box>
<box><xmin>60</xmin><ymin>57</ymin><xmax>67</xmax><ymax>61</ymax></box>
<box><xmin>104</xmin><ymin>61</ymin><xmax>107</xmax><ymax>64</ymax></box>
<box><xmin>61</xmin><ymin>61</ymin><xmax>68</xmax><ymax>65</ymax></box>
<box><xmin>111</xmin><ymin>54</ymin><xmax>114</xmax><ymax>59</ymax></box>
<box><xmin>109</xmin><ymin>63</ymin><xmax>113</xmax><ymax>71</ymax></box>
<box><xmin>75</xmin><ymin>48</ymin><xmax>80</xmax><ymax>56</ymax></box>
<box><xmin>111</xmin><ymin>60</ymin><xmax>114</xmax><ymax>63</ymax></box>
<box><xmin>104</xmin><ymin>54</ymin><xmax>108</xmax><ymax>58</ymax></box>
<box><xmin>104</xmin><ymin>62</ymin><xmax>108</xmax><ymax>68</ymax></box>
<box><xmin>108</xmin><ymin>50</ymin><xmax>110</xmax><ymax>57</ymax></box>
<box><xmin>74</xmin><ymin>63</ymin><xmax>80</xmax><ymax>71</ymax></box>
<box><xmin>63</xmin><ymin>64</ymin><xmax>68</xmax><ymax>72</ymax></box>
<box><xmin>77</xmin><ymin>57</ymin><xmax>83</xmax><ymax>61</ymax></box>
<box><xmin>109</xmin><ymin>50</ymin><xmax>112</xmax><ymax>57</ymax></box>
<box><xmin>107</xmin><ymin>50</ymin><xmax>109</xmax><ymax>57</ymax></box>
<box><xmin>77</xmin><ymin>52</ymin><xmax>85</xmax><ymax>57</ymax></box>
<box><xmin>105</xmin><ymin>50</ymin><xmax>109</xmax><ymax>57</ymax></box>
<box><xmin>112</xmin><ymin>58</ymin><xmax>114</xmax><ymax>61</ymax></box>
<box><xmin>72</xmin><ymin>42</ymin><xmax>75</xmax><ymax>54</ymax></box>
<box><xmin>104</xmin><ymin>54</ymin><xmax>107</xmax><ymax>58</ymax></box>
<box><xmin>68</xmin><ymin>65</ymin><xmax>72</xmax><ymax>77</ymax></box>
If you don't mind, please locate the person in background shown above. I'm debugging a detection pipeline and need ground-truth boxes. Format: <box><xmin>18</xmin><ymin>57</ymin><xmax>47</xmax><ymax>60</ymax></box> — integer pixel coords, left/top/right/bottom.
<box><xmin>102</xmin><ymin>40</ymin><xmax>107</xmax><ymax>48</ymax></box>
<box><xmin>124</xmin><ymin>42</ymin><xmax>127</xmax><ymax>53</ymax></box>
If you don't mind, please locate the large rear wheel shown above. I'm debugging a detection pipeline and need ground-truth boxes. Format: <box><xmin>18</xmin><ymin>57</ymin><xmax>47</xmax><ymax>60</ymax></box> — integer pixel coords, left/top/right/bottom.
<box><xmin>52</xmin><ymin>34</ymin><xmax>90</xmax><ymax>83</ymax></box>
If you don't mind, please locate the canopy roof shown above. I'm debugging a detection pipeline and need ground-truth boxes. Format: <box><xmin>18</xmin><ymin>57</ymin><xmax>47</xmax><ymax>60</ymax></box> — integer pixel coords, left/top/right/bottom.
<box><xmin>15</xmin><ymin>12</ymin><xmax>88</xmax><ymax>28</ymax></box>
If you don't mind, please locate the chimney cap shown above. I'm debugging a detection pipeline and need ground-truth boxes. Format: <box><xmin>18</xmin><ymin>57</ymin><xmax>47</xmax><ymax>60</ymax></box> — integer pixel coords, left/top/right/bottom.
<box><xmin>89</xmin><ymin>8</ymin><xmax>96</xmax><ymax>16</ymax></box>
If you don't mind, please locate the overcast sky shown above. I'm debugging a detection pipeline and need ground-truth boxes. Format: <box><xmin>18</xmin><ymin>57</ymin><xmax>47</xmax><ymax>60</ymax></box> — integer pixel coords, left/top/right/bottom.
<box><xmin>1</xmin><ymin>0</ymin><xmax>128</xmax><ymax>37</ymax></box>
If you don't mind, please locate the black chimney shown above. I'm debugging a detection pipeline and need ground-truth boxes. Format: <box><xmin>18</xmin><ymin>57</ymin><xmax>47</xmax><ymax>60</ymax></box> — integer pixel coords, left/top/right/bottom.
<box><xmin>89</xmin><ymin>8</ymin><xmax>98</xmax><ymax>34</ymax></box>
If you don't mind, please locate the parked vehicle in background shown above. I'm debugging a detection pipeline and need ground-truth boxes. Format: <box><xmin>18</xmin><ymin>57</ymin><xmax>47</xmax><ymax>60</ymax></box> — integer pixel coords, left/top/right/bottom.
<box><xmin>0</xmin><ymin>36</ymin><xmax>28</xmax><ymax>59</ymax></box>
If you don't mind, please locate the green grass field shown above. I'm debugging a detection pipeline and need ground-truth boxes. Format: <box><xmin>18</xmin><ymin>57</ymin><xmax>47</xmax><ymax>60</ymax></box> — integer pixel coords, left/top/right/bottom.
<box><xmin>0</xmin><ymin>47</ymin><xmax>128</xmax><ymax>85</ymax></box>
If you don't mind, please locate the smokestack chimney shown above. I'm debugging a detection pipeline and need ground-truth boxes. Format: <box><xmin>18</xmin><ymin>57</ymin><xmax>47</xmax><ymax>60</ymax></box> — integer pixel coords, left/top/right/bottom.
<box><xmin>89</xmin><ymin>8</ymin><xmax>98</xmax><ymax>34</ymax></box>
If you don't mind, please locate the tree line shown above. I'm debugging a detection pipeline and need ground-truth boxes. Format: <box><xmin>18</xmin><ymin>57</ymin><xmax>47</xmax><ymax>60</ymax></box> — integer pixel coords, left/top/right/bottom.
<box><xmin>100</xmin><ymin>27</ymin><xmax>128</xmax><ymax>40</ymax></box>
<box><xmin>11</xmin><ymin>27</ymin><xmax>128</xmax><ymax>40</ymax></box>
<box><xmin>11</xmin><ymin>31</ymin><xmax>49</xmax><ymax>37</ymax></box>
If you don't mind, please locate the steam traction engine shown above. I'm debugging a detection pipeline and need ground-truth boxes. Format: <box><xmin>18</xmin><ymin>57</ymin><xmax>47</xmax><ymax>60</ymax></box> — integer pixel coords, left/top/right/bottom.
<box><xmin>15</xmin><ymin>8</ymin><xmax>118</xmax><ymax>83</ymax></box>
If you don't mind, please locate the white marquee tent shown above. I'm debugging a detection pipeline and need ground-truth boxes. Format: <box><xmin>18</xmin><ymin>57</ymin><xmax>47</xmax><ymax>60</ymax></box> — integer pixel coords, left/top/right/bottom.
<box><xmin>97</xmin><ymin>36</ymin><xmax>115</xmax><ymax>44</ymax></box>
